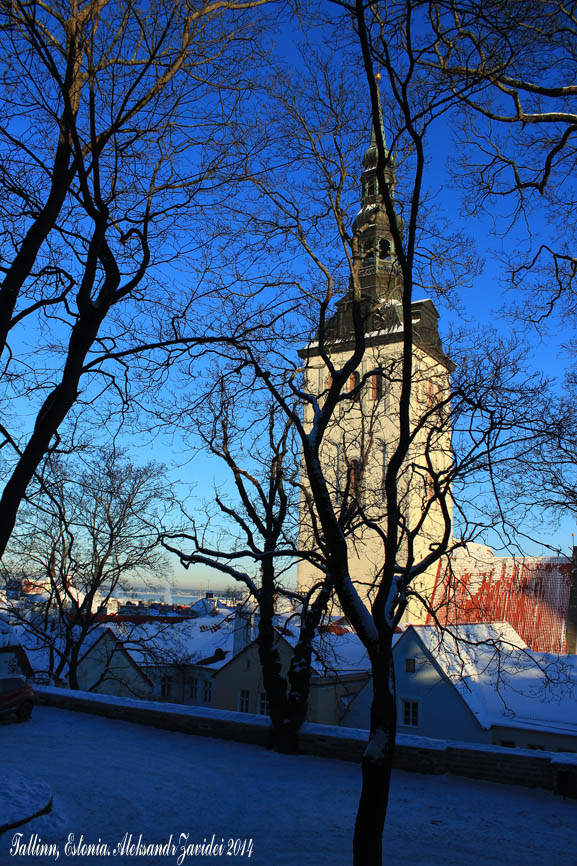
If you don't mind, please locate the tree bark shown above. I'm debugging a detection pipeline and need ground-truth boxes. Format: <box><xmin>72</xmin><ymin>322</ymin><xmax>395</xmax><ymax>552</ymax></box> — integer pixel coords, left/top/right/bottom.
<box><xmin>353</xmin><ymin>646</ymin><xmax>396</xmax><ymax>866</ymax></box>
<box><xmin>256</xmin><ymin>557</ymin><xmax>295</xmax><ymax>750</ymax></box>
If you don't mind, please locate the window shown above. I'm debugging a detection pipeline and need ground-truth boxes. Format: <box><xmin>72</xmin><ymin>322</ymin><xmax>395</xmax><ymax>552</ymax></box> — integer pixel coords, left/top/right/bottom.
<box><xmin>160</xmin><ymin>676</ymin><xmax>172</xmax><ymax>698</ymax></box>
<box><xmin>189</xmin><ymin>677</ymin><xmax>198</xmax><ymax>701</ymax></box>
<box><xmin>499</xmin><ymin>740</ymin><xmax>515</xmax><ymax>748</ymax></box>
<box><xmin>367</xmin><ymin>181</ymin><xmax>375</xmax><ymax>197</ymax></box>
<box><xmin>349</xmin><ymin>370</ymin><xmax>360</xmax><ymax>399</ymax></box>
<box><xmin>402</xmin><ymin>700</ymin><xmax>419</xmax><ymax>727</ymax></box>
<box><xmin>239</xmin><ymin>689</ymin><xmax>250</xmax><ymax>713</ymax></box>
<box><xmin>350</xmin><ymin>458</ymin><xmax>362</xmax><ymax>501</ymax></box>
<box><xmin>202</xmin><ymin>679</ymin><xmax>213</xmax><ymax>705</ymax></box>
<box><xmin>362</xmin><ymin>239</ymin><xmax>375</xmax><ymax>264</ymax></box>
<box><xmin>381</xmin><ymin>442</ymin><xmax>387</xmax><ymax>502</ymax></box>
<box><xmin>379</xmin><ymin>238</ymin><xmax>391</xmax><ymax>260</ymax></box>
<box><xmin>370</xmin><ymin>373</ymin><xmax>382</xmax><ymax>401</ymax></box>
<box><xmin>259</xmin><ymin>692</ymin><xmax>270</xmax><ymax>716</ymax></box>
<box><xmin>405</xmin><ymin>658</ymin><xmax>416</xmax><ymax>673</ymax></box>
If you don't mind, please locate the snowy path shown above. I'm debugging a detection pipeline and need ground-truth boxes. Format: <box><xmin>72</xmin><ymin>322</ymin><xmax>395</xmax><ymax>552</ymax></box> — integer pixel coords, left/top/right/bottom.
<box><xmin>0</xmin><ymin>707</ymin><xmax>575</xmax><ymax>865</ymax></box>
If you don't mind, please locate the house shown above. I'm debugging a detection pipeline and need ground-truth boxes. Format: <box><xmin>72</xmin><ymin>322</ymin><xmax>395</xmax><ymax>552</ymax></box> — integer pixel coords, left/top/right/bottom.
<box><xmin>211</xmin><ymin>626</ymin><xmax>372</xmax><ymax>725</ymax></box>
<box><xmin>75</xmin><ymin>628</ymin><xmax>153</xmax><ymax>698</ymax></box>
<box><xmin>344</xmin><ymin>622</ymin><xmax>577</xmax><ymax>752</ymax></box>
<box><xmin>101</xmin><ymin>605</ymin><xmax>372</xmax><ymax>722</ymax></box>
<box><xmin>111</xmin><ymin>605</ymin><xmax>239</xmax><ymax>705</ymax></box>
<box><xmin>9</xmin><ymin>617</ymin><xmax>152</xmax><ymax>698</ymax></box>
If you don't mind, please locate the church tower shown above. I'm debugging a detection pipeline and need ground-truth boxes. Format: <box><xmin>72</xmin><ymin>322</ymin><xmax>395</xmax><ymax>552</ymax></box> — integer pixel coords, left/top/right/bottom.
<box><xmin>296</xmin><ymin>120</ymin><xmax>453</xmax><ymax>623</ymax></box>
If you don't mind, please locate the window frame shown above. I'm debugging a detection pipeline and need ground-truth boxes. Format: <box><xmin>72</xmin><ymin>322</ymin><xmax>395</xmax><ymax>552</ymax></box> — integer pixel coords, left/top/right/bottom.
<box><xmin>202</xmin><ymin>679</ymin><xmax>213</xmax><ymax>705</ymax></box>
<box><xmin>258</xmin><ymin>691</ymin><xmax>270</xmax><ymax>716</ymax></box>
<box><xmin>402</xmin><ymin>699</ymin><xmax>419</xmax><ymax>728</ymax></box>
<box><xmin>370</xmin><ymin>372</ymin><xmax>383</xmax><ymax>401</ymax></box>
<box><xmin>189</xmin><ymin>677</ymin><xmax>198</xmax><ymax>701</ymax></box>
<box><xmin>350</xmin><ymin>457</ymin><xmax>362</xmax><ymax>501</ymax></box>
<box><xmin>378</xmin><ymin>238</ymin><xmax>391</xmax><ymax>260</ymax></box>
<box><xmin>349</xmin><ymin>370</ymin><xmax>361</xmax><ymax>401</ymax></box>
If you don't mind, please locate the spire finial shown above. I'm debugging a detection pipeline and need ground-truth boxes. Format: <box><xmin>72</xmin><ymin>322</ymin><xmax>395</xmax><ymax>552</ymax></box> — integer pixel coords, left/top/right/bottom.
<box><xmin>369</xmin><ymin>71</ymin><xmax>386</xmax><ymax>153</ymax></box>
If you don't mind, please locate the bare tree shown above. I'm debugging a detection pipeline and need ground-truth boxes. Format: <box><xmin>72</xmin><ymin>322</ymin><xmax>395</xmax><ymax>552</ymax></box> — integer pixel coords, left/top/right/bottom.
<box><xmin>172</xmin><ymin>5</ymin><xmax>554</xmax><ymax>863</ymax></box>
<box><xmin>0</xmin><ymin>0</ymin><xmax>275</xmax><ymax>560</ymax></box>
<box><xmin>421</xmin><ymin>0</ymin><xmax>577</xmax><ymax>326</ymax></box>
<box><xmin>162</xmin><ymin>376</ymin><xmax>337</xmax><ymax>752</ymax></box>
<box><xmin>1</xmin><ymin>449</ymin><xmax>169</xmax><ymax>689</ymax></box>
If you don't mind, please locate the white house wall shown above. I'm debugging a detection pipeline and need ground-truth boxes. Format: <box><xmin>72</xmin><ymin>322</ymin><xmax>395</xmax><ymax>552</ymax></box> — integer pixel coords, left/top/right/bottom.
<box><xmin>76</xmin><ymin>633</ymin><xmax>151</xmax><ymax>699</ymax></box>
<box><xmin>343</xmin><ymin>631</ymin><xmax>490</xmax><ymax>744</ymax></box>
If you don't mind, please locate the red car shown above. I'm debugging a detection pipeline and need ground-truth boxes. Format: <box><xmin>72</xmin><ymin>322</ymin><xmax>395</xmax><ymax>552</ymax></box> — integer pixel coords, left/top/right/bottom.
<box><xmin>0</xmin><ymin>675</ymin><xmax>34</xmax><ymax>721</ymax></box>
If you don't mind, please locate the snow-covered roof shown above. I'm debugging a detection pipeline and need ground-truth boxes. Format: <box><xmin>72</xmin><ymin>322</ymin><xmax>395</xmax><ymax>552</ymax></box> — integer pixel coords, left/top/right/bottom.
<box><xmin>110</xmin><ymin>606</ymin><xmax>237</xmax><ymax>670</ymax></box>
<box><xmin>0</xmin><ymin>613</ymin><xmax>16</xmax><ymax>648</ymax></box>
<box><xmin>405</xmin><ymin>623</ymin><xmax>577</xmax><ymax>735</ymax></box>
<box><xmin>12</xmin><ymin>622</ymin><xmax>116</xmax><ymax>677</ymax></box>
<box><xmin>311</xmin><ymin>631</ymin><xmax>396</xmax><ymax>676</ymax></box>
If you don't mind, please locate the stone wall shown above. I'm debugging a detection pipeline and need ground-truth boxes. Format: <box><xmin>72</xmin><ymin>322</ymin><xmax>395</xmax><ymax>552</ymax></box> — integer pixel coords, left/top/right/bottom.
<box><xmin>35</xmin><ymin>686</ymin><xmax>577</xmax><ymax>796</ymax></box>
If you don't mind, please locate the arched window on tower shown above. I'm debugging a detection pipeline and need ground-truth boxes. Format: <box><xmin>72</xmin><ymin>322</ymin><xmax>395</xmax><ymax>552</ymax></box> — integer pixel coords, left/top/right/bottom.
<box><xmin>349</xmin><ymin>371</ymin><xmax>360</xmax><ymax>401</ymax></box>
<box><xmin>379</xmin><ymin>238</ymin><xmax>391</xmax><ymax>260</ymax></box>
<box><xmin>370</xmin><ymin>373</ymin><xmax>382</xmax><ymax>401</ymax></box>
<box><xmin>350</xmin><ymin>458</ymin><xmax>362</xmax><ymax>502</ymax></box>
<box><xmin>363</xmin><ymin>239</ymin><xmax>375</xmax><ymax>263</ymax></box>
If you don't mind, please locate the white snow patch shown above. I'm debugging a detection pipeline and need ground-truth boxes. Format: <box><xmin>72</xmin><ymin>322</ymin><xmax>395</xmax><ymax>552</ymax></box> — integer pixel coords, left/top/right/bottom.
<box><xmin>1</xmin><ymin>706</ymin><xmax>575</xmax><ymax>866</ymax></box>
<box><xmin>364</xmin><ymin>728</ymin><xmax>390</xmax><ymax>762</ymax></box>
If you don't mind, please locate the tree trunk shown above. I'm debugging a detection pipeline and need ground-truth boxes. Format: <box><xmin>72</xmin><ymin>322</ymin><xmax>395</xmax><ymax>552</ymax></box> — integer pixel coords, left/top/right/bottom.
<box><xmin>283</xmin><ymin>579</ymin><xmax>332</xmax><ymax>743</ymax></box>
<box><xmin>257</xmin><ymin>559</ymin><xmax>293</xmax><ymax>751</ymax></box>
<box><xmin>353</xmin><ymin>648</ymin><xmax>396</xmax><ymax>866</ymax></box>
<box><xmin>68</xmin><ymin>643</ymin><xmax>81</xmax><ymax>690</ymax></box>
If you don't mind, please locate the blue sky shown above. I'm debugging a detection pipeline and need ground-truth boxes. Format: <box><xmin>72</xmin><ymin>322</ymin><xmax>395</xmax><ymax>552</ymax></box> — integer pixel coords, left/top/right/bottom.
<box><xmin>6</xmin><ymin>7</ymin><xmax>575</xmax><ymax>592</ymax></box>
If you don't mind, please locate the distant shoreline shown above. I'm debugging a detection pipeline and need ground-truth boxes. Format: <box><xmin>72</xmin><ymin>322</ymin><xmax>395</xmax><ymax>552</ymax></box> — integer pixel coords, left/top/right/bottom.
<box><xmin>118</xmin><ymin>586</ymin><xmax>246</xmax><ymax>604</ymax></box>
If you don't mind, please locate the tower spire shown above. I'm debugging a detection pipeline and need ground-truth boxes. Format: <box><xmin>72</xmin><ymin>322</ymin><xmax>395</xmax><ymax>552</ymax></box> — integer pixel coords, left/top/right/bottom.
<box><xmin>352</xmin><ymin>95</ymin><xmax>401</xmax><ymax>305</ymax></box>
<box><xmin>369</xmin><ymin>71</ymin><xmax>386</xmax><ymax>150</ymax></box>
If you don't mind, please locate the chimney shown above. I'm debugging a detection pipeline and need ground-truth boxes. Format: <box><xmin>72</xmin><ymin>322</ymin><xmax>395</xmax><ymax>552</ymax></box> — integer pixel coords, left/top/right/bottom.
<box><xmin>233</xmin><ymin>606</ymin><xmax>252</xmax><ymax>656</ymax></box>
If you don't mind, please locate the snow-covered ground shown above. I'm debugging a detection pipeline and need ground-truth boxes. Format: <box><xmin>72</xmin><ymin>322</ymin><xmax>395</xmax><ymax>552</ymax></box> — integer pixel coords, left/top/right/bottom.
<box><xmin>1</xmin><ymin>706</ymin><xmax>576</xmax><ymax>865</ymax></box>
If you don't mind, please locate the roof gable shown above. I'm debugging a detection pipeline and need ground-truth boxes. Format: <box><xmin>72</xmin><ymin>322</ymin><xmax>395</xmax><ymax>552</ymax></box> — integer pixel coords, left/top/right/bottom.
<box><xmin>400</xmin><ymin>623</ymin><xmax>577</xmax><ymax>735</ymax></box>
